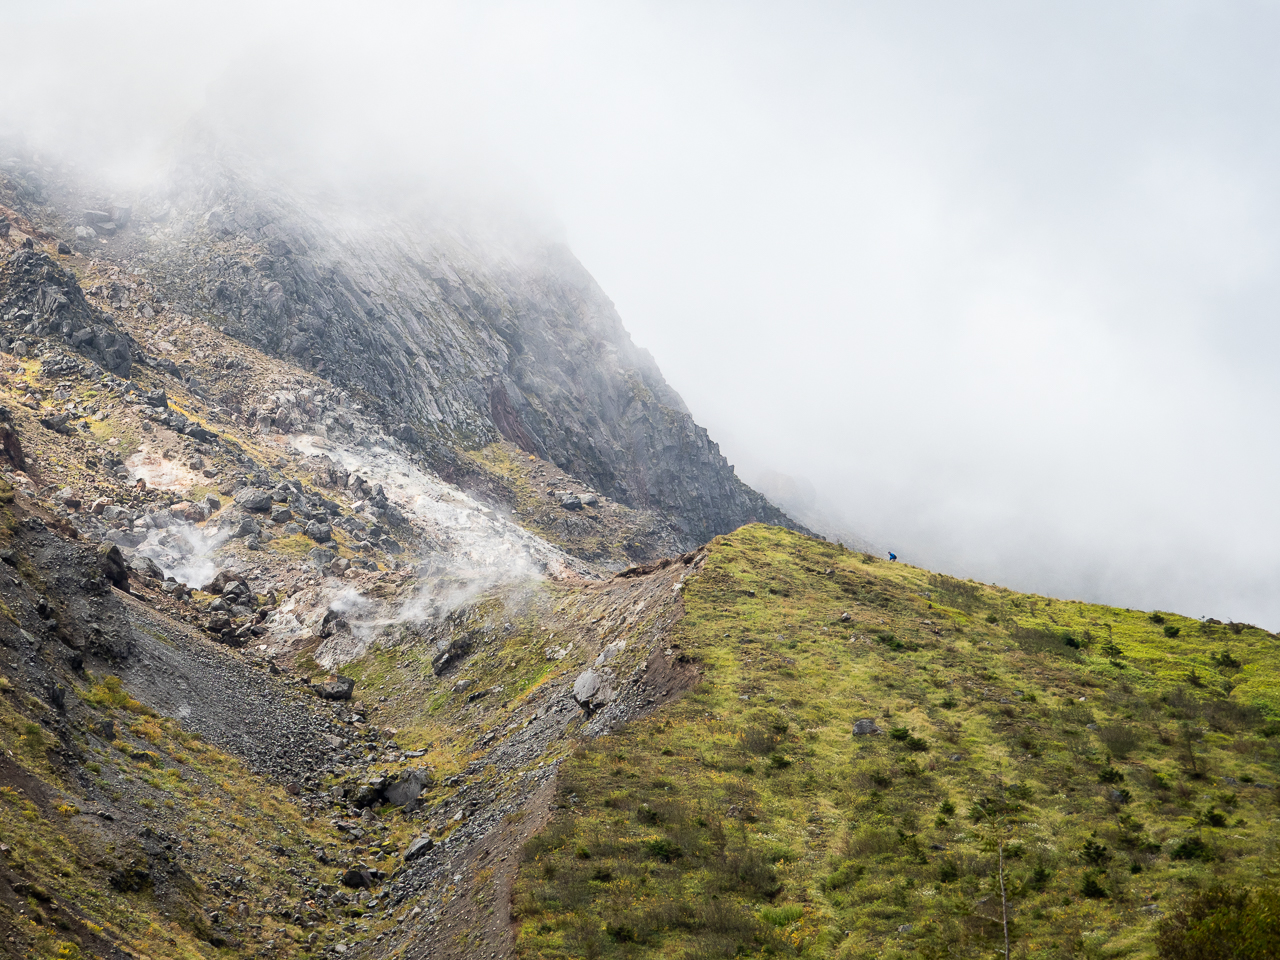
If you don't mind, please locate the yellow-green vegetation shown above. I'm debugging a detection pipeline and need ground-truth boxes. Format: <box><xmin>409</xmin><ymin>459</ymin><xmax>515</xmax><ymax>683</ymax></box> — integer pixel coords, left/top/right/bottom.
<box><xmin>343</xmin><ymin>597</ymin><xmax>577</xmax><ymax>781</ymax></box>
<box><xmin>86</xmin><ymin>416</ymin><xmax>143</xmax><ymax>457</ymax></box>
<box><xmin>268</xmin><ymin>532</ymin><xmax>326</xmax><ymax>559</ymax></box>
<box><xmin>513</xmin><ymin>524</ymin><xmax>1280</xmax><ymax>960</ymax></box>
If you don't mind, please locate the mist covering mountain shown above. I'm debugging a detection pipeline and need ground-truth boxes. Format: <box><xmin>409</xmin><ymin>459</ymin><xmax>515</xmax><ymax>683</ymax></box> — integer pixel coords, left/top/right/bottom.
<box><xmin>115</xmin><ymin>148</ymin><xmax>802</xmax><ymax>543</ymax></box>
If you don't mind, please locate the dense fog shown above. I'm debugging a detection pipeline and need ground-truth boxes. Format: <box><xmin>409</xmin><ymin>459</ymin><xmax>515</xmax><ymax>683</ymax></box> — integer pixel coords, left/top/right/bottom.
<box><xmin>5</xmin><ymin>1</ymin><xmax>1278</xmax><ymax>626</ymax></box>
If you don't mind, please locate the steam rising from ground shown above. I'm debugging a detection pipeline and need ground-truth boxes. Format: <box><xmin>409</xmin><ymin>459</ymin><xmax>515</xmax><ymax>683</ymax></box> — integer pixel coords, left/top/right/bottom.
<box><xmin>135</xmin><ymin>521</ymin><xmax>228</xmax><ymax>590</ymax></box>
<box><xmin>290</xmin><ymin>434</ymin><xmax>591</xmax><ymax>666</ymax></box>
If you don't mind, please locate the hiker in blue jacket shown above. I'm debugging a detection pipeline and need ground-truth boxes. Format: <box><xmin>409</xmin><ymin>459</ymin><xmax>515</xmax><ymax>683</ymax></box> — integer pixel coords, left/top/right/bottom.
<box><xmin>888</xmin><ymin>551</ymin><xmax>897</xmax><ymax>562</ymax></box>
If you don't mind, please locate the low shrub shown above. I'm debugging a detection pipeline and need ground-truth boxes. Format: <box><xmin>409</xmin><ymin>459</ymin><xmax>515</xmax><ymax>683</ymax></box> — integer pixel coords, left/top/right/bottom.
<box><xmin>1170</xmin><ymin>836</ymin><xmax>1215</xmax><ymax>862</ymax></box>
<box><xmin>1156</xmin><ymin>884</ymin><xmax>1280</xmax><ymax>960</ymax></box>
<box><xmin>1097</xmin><ymin>723</ymin><xmax>1143</xmax><ymax>760</ymax></box>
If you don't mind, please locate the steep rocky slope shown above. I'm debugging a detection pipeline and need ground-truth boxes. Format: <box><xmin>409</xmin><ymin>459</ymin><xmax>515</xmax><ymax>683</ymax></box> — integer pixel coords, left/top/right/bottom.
<box><xmin>0</xmin><ymin>147</ymin><xmax>801</xmax><ymax>549</ymax></box>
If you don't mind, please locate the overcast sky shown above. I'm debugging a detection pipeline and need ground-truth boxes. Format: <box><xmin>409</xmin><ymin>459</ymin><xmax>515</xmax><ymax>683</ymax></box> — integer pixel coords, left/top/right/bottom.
<box><xmin>5</xmin><ymin>1</ymin><xmax>1280</xmax><ymax>627</ymax></box>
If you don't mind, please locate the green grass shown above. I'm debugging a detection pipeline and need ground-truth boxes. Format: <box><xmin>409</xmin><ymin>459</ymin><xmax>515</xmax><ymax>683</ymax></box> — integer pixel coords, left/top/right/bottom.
<box><xmin>513</xmin><ymin>524</ymin><xmax>1280</xmax><ymax>960</ymax></box>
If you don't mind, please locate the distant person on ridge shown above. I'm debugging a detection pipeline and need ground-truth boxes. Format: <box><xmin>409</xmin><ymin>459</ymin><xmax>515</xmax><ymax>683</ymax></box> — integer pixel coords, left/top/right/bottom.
<box><xmin>888</xmin><ymin>551</ymin><xmax>897</xmax><ymax>561</ymax></box>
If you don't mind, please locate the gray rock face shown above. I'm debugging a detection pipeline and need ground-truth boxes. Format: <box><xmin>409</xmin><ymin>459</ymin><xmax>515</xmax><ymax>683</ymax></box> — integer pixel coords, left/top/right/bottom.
<box><xmin>852</xmin><ymin>718</ymin><xmax>882</xmax><ymax>736</ymax></box>
<box><xmin>134</xmin><ymin>156</ymin><xmax>806</xmax><ymax>547</ymax></box>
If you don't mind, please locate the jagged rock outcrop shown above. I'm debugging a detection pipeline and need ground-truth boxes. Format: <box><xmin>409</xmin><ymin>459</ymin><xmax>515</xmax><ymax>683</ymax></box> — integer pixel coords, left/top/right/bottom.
<box><xmin>0</xmin><ymin>249</ymin><xmax>136</xmax><ymax>375</ymax></box>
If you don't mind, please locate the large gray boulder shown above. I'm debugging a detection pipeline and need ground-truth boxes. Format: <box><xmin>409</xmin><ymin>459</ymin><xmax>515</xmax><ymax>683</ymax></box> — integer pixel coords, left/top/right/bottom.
<box><xmin>304</xmin><ymin>520</ymin><xmax>332</xmax><ymax>542</ymax></box>
<box><xmin>383</xmin><ymin>768</ymin><xmax>432</xmax><ymax>806</ymax></box>
<box><xmin>129</xmin><ymin>555</ymin><xmax>164</xmax><ymax>581</ymax></box>
<box><xmin>404</xmin><ymin>835</ymin><xmax>434</xmax><ymax>862</ymax></box>
<box><xmin>572</xmin><ymin>669</ymin><xmax>613</xmax><ymax>717</ymax></box>
<box><xmin>312</xmin><ymin>676</ymin><xmax>355</xmax><ymax>700</ymax></box>
<box><xmin>231</xmin><ymin>517</ymin><xmax>261</xmax><ymax>540</ymax></box>
<box><xmin>96</xmin><ymin>542</ymin><xmax>130</xmax><ymax>590</ymax></box>
<box><xmin>852</xmin><ymin>718</ymin><xmax>883</xmax><ymax>736</ymax></box>
<box><xmin>233</xmin><ymin>487</ymin><xmax>273</xmax><ymax>512</ymax></box>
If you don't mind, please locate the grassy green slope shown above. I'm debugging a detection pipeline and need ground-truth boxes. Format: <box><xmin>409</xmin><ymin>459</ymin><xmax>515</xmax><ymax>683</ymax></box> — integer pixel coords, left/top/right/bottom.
<box><xmin>513</xmin><ymin>524</ymin><xmax>1280</xmax><ymax>960</ymax></box>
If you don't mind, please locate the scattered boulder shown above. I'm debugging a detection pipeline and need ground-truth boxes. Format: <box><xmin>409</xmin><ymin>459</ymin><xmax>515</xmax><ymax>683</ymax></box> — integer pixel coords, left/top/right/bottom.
<box><xmin>560</xmin><ymin>493</ymin><xmax>582</xmax><ymax>510</ymax></box>
<box><xmin>271</xmin><ymin>505</ymin><xmax>292</xmax><ymax>524</ymax></box>
<box><xmin>129</xmin><ymin>555</ymin><xmax>164</xmax><ymax>581</ymax></box>
<box><xmin>38</xmin><ymin>412</ymin><xmax>73</xmax><ymax>435</ymax></box>
<box><xmin>304</xmin><ymin>520</ymin><xmax>332</xmax><ymax>542</ymax></box>
<box><xmin>202</xmin><ymin>569</ymin><xmax>249</xmax><ymax>595</ymax></box>
<box><xmin>572</xmin><ymin>669</ymin><xmax>613</xmax><ymax>716</ymax></box>
<box><xmin>141</xmin><ymin>388</ymin><xmax>168</xmax><ymax>409</ymax></box>
<box><xmin>0</xmin><ymin>408</ymin><xmax>24</xmax><ymax>470</ymax></box>
<box><xmin>340</xmin><ymin>867</ymin><xmax>373</xmax><ymax>890</ymax></box>
<box><xmin>308</xmin><ymin>546</ymin><xmax>336</xmax><ymax>565</ymax></box>
<box><xmin>233</xmin><ymin>487</ymin><xmax>272</xmax><ymax>512</ymax></box>
<box><xmin>594</xmin><ymin>639</ymin><xmax>626</xmax><ymax>667</ymax></box>
<box><xmin>311</xmin><ymin>676</ymin><xmax>355</xmax><ymax>700</ymax></box>
<box><xmin>404</xmin><ymin>835</ymin><xmax>434</xmax><ymax>862</ymax></box>
<box><xmin>852</xmin><ymin>719</ymin><xmax>882</xmax><ymax>736</ymax></box>
<box><xmin>231</xmin><ymin>517</ymin><xmax>261</xmax><ymax>540</ymax></box>
<box><xmin>95</xmin><ymin>542</ymin><xmax>130</xmax><ymax>590</ymax></box>
<box><xmin>384</xmin><ymin>768</ymin><xmax>432</xmax><ymax>805</ymax></box>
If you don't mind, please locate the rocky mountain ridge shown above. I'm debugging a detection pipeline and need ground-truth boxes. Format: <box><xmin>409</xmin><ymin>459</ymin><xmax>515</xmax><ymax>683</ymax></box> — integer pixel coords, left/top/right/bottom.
<box><xmin>0</xmin><ymin>147</ymin><xmax>803</xmax><ymax>549</ymax></box>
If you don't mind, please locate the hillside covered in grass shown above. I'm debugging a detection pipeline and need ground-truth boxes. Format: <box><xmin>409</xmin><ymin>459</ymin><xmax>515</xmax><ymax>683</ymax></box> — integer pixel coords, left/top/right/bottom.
<box><xmin>513</xmin><ymin>524</ymin><xmax>1280</xmax><ymax>960</ymax></box>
